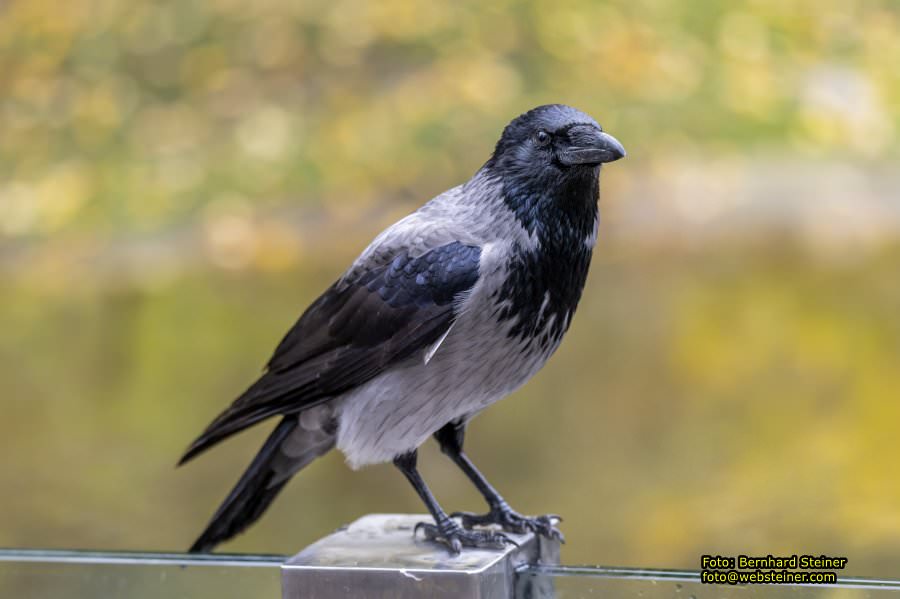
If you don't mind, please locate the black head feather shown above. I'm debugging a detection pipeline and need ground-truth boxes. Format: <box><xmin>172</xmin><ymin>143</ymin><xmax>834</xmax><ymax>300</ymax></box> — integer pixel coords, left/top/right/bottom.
<box><xmin>490</xmin><ymin>104</ymin><xmax>600</xmax><ymax>163</ymax></box>
<box><xmin>485</xmin><ymin>104</ymin><xmax>621</xmax><ymax>234</ymax></box>
<box><xmin>487</xmin><ymin>104</ymin><xmax>624</xmax><ymax>342</ymax></box>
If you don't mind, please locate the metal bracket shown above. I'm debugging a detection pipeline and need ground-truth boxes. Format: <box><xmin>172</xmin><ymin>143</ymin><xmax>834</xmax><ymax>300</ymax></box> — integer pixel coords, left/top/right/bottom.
<box><xmin>281</xmin><ymin>513</ymin><xmax>560</xmax><ymax>599</ymax></box>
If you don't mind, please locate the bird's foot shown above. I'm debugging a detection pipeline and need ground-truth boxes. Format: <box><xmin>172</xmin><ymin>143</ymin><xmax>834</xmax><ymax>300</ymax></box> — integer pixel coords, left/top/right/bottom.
<box><xmin>452</xmin><ymin>505</ymin><xmax>565</xmax><ymax>543</ymax></box>
<box><xmin>414</xmin><ymin>517</ymin><xmax>518</xmax><ymax>555</ymax></box>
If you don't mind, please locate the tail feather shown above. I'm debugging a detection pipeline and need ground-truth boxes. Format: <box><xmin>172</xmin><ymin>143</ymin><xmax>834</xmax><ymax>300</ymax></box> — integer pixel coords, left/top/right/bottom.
<box><xmin>188</xmin><ymin>417</ymin><xmax>297</xmax><ymax>553</ymax></box>
<box><xmin>177</xmin><ymin>374</ymin><xmax>323</xmax><ymax>467</ymax></box>
<box><xmin>185</xmin><ymin>402</ymin><xmax>338</xmax><ymax>553</ymax></box>
<box><xmin>187</xmin><ymin>411</ymin><xmax>338</xmax><ymax>553</ymax></box>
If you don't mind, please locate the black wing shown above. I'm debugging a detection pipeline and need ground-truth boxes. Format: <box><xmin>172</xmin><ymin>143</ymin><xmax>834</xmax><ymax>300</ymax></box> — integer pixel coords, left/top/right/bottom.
<box><xmin>179</xmin><ymin>241</ymin><xmax>482</xmax><ymax>464</ymax></box>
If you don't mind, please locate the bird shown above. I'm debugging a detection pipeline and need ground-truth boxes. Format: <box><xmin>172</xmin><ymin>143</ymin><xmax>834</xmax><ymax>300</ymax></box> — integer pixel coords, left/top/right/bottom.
<box><xmin>179</xmin><ymin>104</ymin><xmax>625</xmax><ymax>554</ymax></box>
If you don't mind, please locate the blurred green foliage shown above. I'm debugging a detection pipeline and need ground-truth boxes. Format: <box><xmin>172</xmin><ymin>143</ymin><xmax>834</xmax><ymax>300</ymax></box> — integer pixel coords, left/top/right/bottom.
<box><xmin>1</xmin><ymin>0</ymin><xmax>899</xmax><ymax>579</ymax></box>
<box><xmin>2</xmin><ymin>0</ymin><xmax>899</xmax><ymax>238</ymax></box>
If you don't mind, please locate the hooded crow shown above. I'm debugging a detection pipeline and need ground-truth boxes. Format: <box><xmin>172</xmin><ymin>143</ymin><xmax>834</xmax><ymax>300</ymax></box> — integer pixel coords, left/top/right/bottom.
<box><xmin>180</xmin><ymin>104</ymin><xmax>625</xmax><ymax>554</ymax></box>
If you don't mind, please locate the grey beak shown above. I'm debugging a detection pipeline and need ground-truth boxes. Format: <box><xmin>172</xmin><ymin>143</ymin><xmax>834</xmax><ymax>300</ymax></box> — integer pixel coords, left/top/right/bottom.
<box><xmin>560</xmin><ymin>130</ymin><xmax>626</xmax><ymax>166</ymax></box>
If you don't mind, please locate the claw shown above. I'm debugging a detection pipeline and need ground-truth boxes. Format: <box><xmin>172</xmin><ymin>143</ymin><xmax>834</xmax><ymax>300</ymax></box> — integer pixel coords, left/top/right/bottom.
<box><xmin>412</xmin><ymin>519</ymin><xmax>518</xmax><ymax>554</ymax></box>
<box><xmin>452</xmin><ymin>508</ymin><xmax>565</xmax><ymax>543</ymax></box>
<box><xmin>493</xmin><ymin>532</ymin><xmax>520</xmax><ymax>548</ymax></box>
<box><xmin>448</xmin><ymin>536</ymin><xmax>462</xmax><ymax>554</ymax></box>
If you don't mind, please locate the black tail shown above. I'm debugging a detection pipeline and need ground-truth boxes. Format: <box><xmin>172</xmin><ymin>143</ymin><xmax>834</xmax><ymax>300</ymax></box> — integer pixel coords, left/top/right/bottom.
<box><xmin>188</xmin><ymin>417</ymin><xmax>299</xmax><ymax>553</ymax></box>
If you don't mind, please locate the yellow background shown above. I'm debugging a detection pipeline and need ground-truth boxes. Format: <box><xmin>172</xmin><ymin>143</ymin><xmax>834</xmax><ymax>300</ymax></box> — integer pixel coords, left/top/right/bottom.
<box><xmin>1</xmin><ymin>0</ymin><xmax>899</xmax><ymax>576</ymax></box>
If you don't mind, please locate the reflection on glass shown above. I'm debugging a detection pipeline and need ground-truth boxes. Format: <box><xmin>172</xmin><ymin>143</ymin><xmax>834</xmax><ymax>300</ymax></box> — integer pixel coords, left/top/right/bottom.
<box><xmin>517</xmin><ymin>566</ymin><xmax>900</xmax><ymax>598</ymax></box>
<box><xmin>4</xmin><ymin>551</ymin><xmax>900</xmax><ymax>598</ymax></box>
<box><xmin>0</xmin><ymin>550</ymin><xmax>283</xmax><ymax>599</ymax></box>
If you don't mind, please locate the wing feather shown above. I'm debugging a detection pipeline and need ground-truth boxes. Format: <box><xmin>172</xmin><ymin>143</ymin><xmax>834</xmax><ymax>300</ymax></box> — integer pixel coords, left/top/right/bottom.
<box><xmin>179</xmin><ymin>241</ymin><xmax>482</xmax><ymax>464</ymax></box>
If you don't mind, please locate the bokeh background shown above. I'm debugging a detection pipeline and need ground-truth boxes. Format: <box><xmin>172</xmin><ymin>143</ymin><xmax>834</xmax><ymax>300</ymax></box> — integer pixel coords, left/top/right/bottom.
<box><xmin>2</xmin><ymin>0</ymin><xmax>899</xmax><ymax>578</ymax></box>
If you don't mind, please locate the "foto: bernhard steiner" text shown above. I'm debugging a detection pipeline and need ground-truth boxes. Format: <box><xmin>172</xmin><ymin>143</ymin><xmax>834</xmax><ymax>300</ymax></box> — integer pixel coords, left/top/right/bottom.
<box><xmin>702</xmin><ymin>555</ymin><xmax>848</xmax><ymax>570</ymax></box>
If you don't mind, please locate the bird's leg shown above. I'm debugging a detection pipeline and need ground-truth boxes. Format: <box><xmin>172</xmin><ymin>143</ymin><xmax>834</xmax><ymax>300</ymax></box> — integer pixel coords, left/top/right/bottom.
<box><xmin>434</xmin><ymin>421</ymin><xmax>564</xmax><ymax>542</ymax></box>
<box><xmin>392</xmin><ymin>450</ymin><xmax>516</xmax><ymax>554</ymax></box>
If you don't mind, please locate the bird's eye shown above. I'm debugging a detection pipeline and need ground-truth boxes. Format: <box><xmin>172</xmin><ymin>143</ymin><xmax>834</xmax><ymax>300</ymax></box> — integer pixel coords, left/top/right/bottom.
<box><xmin>535</xmin><ymin>130</ymin><xmax>551</xmax><ymax>147</ymax></box>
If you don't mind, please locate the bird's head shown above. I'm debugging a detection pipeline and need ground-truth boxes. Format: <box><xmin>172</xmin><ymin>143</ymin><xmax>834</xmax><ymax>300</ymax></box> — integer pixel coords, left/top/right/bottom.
<box><xmin>488</xmin><ymin>104</ymin><xmax>624</xmax><ymax>176</ymax></box>
<box><xmin>485</xmin><ymin>104</ymin><xmax>625</xmax><ymax>231</ymax></box>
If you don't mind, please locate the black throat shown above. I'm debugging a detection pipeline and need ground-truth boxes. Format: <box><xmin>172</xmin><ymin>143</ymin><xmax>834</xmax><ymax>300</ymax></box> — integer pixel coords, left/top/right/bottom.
<box><xmin>491</xmin><ymin>165</ymin><xmax>600</xmax><ymax>344</ymax></box>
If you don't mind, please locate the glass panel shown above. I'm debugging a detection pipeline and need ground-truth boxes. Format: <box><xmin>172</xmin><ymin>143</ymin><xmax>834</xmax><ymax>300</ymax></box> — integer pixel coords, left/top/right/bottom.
<box><xmin>0</xmin><ymin>550</ymin><xmax>283</xmax><ymax>599</ymax></box>
<box><xmin>517</xmin><ymin>566</ymin><xmax>900</xmax><ymax>598</ymax></box>
<box><xmin>5</xmin><ymin>552</ymin><xmax>900</xmax><ymax>598</ymax></box>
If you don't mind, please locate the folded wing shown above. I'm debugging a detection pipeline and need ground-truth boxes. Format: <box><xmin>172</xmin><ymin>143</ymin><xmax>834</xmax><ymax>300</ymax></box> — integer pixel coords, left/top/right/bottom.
<box><xmin>179</xmin><ymin>241</ymin><xmax>482</xmax><ymax>464</ymax></box>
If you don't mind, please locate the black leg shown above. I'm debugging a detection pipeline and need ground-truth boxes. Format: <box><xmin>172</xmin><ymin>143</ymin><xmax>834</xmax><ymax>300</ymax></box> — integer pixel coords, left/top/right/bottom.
<box><xmin>434</xmin><ymin>421</ymin><xmax>564</xmax><ymax>542</ymax></box>
<box><xmin>392</xmin><ymin>450</ymin><xmax>516</xmax><ymax>554</ymax></box>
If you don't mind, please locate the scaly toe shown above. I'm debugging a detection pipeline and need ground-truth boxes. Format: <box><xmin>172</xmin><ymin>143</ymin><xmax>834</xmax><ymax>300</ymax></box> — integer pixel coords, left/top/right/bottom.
<box><xmin>451</xmin><ymin>509</ymin><xmax>565</xmax><ymax>543</ymax></box>
<box><xmin>413</xmin><ymin>519</ymin><xmax>518</xmax><ymax>554</ymax></box>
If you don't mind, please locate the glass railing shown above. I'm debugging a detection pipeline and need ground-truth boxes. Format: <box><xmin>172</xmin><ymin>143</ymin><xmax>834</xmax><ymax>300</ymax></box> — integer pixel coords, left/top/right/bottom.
<box><xmin>3</xmin><ymin>550</ymin><xmax>900</xmax><ymax>598</ymax></box>
<box><xmin>0</xmin><ymin>550</ymin><xmax>283</xmax><ymax>599</ymax></box>
<box><xmin>518</xmin><ymin>565</ymin><xmax>900</xmax><ymax>598</ymax></box>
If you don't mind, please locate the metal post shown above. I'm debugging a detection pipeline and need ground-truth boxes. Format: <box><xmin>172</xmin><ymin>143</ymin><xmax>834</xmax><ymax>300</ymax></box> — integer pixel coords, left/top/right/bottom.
<box><xmin>281</xmin><ymin>514</ymin><xmax>560</xmax><ymax>599</ymax></box>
